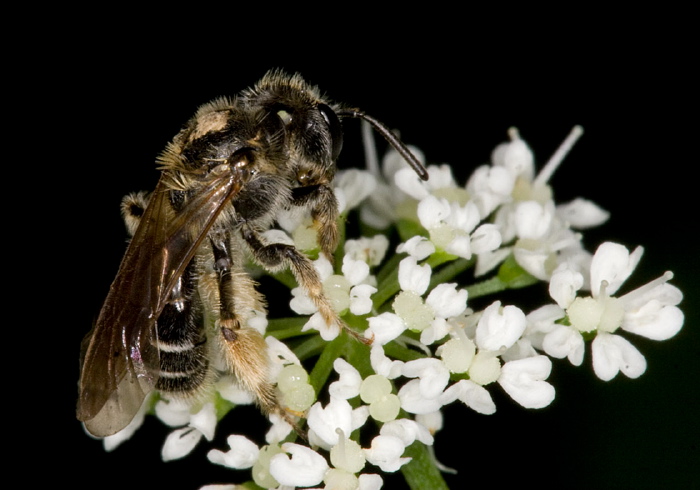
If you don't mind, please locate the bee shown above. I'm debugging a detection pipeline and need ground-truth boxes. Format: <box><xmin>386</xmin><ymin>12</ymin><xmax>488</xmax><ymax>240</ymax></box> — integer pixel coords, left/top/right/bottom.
<box><xmin>77</xmin><ymin>70</ymin><xmax>429</xmax><ymax>438</ymax></box>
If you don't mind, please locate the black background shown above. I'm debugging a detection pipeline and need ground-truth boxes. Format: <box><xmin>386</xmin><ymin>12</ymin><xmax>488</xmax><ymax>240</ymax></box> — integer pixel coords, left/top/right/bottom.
<box><xmin>37</xmin><ymin>16</ymin><xmax>697</xmax><ymax>490</ymax></box>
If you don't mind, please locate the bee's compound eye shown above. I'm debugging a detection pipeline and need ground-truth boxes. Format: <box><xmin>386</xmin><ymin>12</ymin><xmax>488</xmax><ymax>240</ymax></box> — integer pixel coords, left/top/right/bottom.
<box><xmin>318</xmin><ymin>103</ymin><xmax>343</xmax><ymax>161</ymax></box>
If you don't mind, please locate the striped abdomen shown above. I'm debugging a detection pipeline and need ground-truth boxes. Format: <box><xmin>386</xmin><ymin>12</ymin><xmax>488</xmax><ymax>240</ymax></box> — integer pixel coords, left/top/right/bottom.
<box><xmin>155</xmin><ymin>260</ymin><xmax>210</xmax><ymax>395</ymax></box>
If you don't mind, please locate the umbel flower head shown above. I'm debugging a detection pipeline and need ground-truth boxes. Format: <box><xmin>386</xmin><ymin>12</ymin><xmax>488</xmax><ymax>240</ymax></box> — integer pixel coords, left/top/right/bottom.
<box><xmin>88</xmin><ymin>124</ymin><xmax>683</xmax><ymax>490</ymax></box>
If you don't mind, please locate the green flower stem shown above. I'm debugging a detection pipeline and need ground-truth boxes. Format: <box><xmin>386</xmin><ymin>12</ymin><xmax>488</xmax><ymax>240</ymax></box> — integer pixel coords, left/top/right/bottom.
<box><xmin>466</xmin><ymin>254</ymin><xmax>539</xmax><ymax>299</ymax></box>
<box><xmin>465</xmin><ymin>275</ymin><xmax>512</xmax><ymax>299</ymax></box>
<box><xmin>291</xmin><ymin>334</ymin><xmax>328</xmax><ymax>363</ymax></box>
<box><xmin>427</xmin><ymin>257</ymin><xmax>473</xmax><ymax>291</ymax></box>
<box><xmin>375</xmin><ymin>250</ymin><xmax>405</xmax><ymax>285</ymax></box>
<box><xmin>267</xmin><ymin>317</ymin><xmax>308</xmax><ymax>339</ymax></box>
<box><xmin>401</xmin><ymin>441</ymin><xmax>450</xmax><ymax>490</ymax></box>
<box><xmin>384</xmin><ymin>338</ymin><xmax>429</xmax><ymax>362</ymax></box>
<box><xmin>307</xmin><ymin>331</ymin><xmax>350</xmax><ymax>395</ymax></box>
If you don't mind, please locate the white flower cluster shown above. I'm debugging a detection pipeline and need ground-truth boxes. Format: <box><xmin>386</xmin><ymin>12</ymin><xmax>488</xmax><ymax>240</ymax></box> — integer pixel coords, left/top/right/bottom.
<box><xmin>92</xmin><ymin>126</ymin><xmax>684</xmax><ymax>490</ymax></box>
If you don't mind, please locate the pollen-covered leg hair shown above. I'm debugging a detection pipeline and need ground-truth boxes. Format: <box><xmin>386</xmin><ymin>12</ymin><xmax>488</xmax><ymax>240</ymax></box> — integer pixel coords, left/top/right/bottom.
<box><xmin>291</xmin><ymin>183</ymin><xmax>339</xmax><ymax>261</ymax></box>
<box><xmin>208</xmin><ymin>233</ymin><xmax>301</xmax><ymax>429</ymax></box>
<box><xmin>120</xmin><ymin>191</ymin><xmax>150</xmax><ymax>237</ymax></box>
<box><xmin>241</xmin><ymin>223</ymin><xmax>368</xmax><ymax>344</ymax></box>
<box><xmin>217</xmin><ymin>326</ymin><xmax>277</xmax><ymax>412</ymax></box>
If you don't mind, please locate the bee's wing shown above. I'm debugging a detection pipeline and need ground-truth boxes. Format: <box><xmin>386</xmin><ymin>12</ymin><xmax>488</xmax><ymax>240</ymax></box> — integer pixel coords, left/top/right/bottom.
<box><xmin>78</xmin><ymin>167</ymin><xmax>245</xmax><ymax>437</ymax></box>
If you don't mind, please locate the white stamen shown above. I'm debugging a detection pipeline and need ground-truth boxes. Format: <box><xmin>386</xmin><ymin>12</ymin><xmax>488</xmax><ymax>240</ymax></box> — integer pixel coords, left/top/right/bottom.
<box><xmin>534</xmin><ymin>125</ymin><xmax>584</xmax><ymax>187</ymax></box>
<box><xmin>619</xmin><ymin>271</ymin><xmax>675</xmax><ymax>303</ymax></box>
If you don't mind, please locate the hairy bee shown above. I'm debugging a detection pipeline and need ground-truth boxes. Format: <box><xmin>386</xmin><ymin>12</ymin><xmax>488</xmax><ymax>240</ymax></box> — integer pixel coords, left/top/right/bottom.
<box><xmin>77</xmin><ymin>70</ymin><xmax>428</xmax><ymax>438</ymax></box>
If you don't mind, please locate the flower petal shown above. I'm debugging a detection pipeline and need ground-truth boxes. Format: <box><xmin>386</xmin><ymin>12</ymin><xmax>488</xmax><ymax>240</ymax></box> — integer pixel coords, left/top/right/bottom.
<box><xmin>498</xmin><ymin>356</ymin><xmax>555</xmax><ymax>409</ymax></box>
<box><xmin>426</xmin><ymin>283</ymin><xmax>467</xmax><ymax>319</ymax></box>
<box><xmin>556</xmin><ymin>198</ymin><xmax>610</xmax><ymax>229</ymax></box>
<box><xmin>590</xmin><ymin>242</ymin><xmax>643</xmax><ymax>296</ymax></box>
<box><xmin>542</xmin><ymin>326</ymin><xmax>585</xmax><ymax>366</ymax></box>
<box><xmin>364</xmin><ymin>435</ymin><xmax>411</xmax><ymax>473</ymax></box>
<box><xmin>366</xmin><ymin>312</ymin><xmax>407</xmax><ymax>345</ymax></box>
<box><xmin>269</xmin><ymin>443</ymin><xmax>329</xmax><ymax>487</ymax></box>
<box><xmin>475</xmin><ymin>301</ymin><xmax>527</xmax><ymax>351</ymax></box>
<box><xmin>207</xmin><ymin>434</ymin><xmax>259</xmax><ymax>469</ymax></box>
<box><xmin>398</xmin><ymin>256</ymin><xmax>431</xmax><ymax>295</ymax></box>
<box><xmin>329</xmin><ymin>358</ymin><xmax>363</xmax><ymax>399</ymax></box>
<box><xmin>591</xmin><ymin>333</ymin><xmax>647</xmax><ymax>381</ymax></box>
<box><xmin>162</xmin><ymin>427</ymin><xmax>202</xmax><ymax>462</ymax></box>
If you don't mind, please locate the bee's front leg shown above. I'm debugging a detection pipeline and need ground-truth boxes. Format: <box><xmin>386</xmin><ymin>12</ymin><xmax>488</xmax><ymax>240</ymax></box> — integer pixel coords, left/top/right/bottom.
<box><xmin>290</xmin><ymin>183</ymin><xmax>339</xmax><ymax>262</ymax></box>
<box><xmin>241</xmin><ymin>223</ymin><xmax>368</xmax><ymax>344</ymax></box>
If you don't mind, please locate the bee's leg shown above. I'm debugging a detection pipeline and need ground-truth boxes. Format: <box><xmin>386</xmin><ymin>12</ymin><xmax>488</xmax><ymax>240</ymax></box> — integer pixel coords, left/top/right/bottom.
<box><xmin>290</xmin><ymin>183</ymin><xmax>339</xmax><ymax>262</ymax></box>
<box><xmin>209</xmin><ymin>233</ymin><xmax>282</xmax><ymax>420</ymax></box>
<box><xmin>241</xmin><ymin>223</ymin><xmax>369</xmax><ymax>345</ymax></box>
<box><xmin>120</xmin><ymin>191</ymin><xmax>150</xmax><ymax>237</ymax></box>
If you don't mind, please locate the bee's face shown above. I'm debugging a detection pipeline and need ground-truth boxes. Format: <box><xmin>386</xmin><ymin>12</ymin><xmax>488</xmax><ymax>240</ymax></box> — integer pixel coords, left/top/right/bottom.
<box><xmin>242</xmin><ymin>71</ymin><xmax>344</xmax><ymax>187</ymax></box>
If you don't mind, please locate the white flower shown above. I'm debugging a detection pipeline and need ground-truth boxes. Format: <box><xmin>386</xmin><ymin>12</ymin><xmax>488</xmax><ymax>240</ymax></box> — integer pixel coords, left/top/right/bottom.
<box><xmin>380</xmin><ymin>418</ymin><xmax>434</xmax><ymax>446</ymax></box>
<box><xmin>307</xmin><ymin>397</ymin><xmax>368</xmax><ymax>451</ymax></box>
<box><xmin>207</xmin><ymin>435</ymin><xmax>260</xmax><ymax>469</ymax></box>
<box><xmin>215</xmin><ymin>376</ymin><xmax>256</xmax><ymax>406</ymax></box>
<box><xmin>160</xmin><ymin>402</ymin><xmax>217</xmax><ymax>462</ymax></box>
<box><xmin>330</xmin><ymin>429</ymin><xmax>366</xmax><ymax>473</ymax></box>
<box><xmin>265</xmin><ymin>412</ymin><xmax>294</xmax><ymax>444</ymax></box>
<box><xmin>370</xmin><ymin>344</ymin><xmax>405</xmax><ymax>379</ymax></box>
<box><xmin>364</xmin><ymin>435</ymin><xmax>411</xmax><ymax>472</ymax></box>
<box><xmin>398</xmin><ymin>359</ymin><xmax>451</xmax><ymax>414</ymax></box>
<box><xmin>398</xmin><ymin>256</ymin><xmax>431</xmax><ymax>295</ymax></box>
<box><xmin>491</xmin><ymin>127</ymin><xmax>535</xmax><ymax>180</ymax></box>
<box><xmin>365</xmin><ymin>312</ymin><xmax>407</xmax><ymax>345</ymax></box>
<box><xmin>359</xmin><ymin>473</ymin><xmax>384</xmax><ymax>490</ymax></box>
<box><xmin>498</xmin><ymin>355</ymin><xmax>555</xmax><ymax>409</ymax></box>
<box><xmin>395</xmin><ymin>164</ymin><xmax>457</xmax><ymax>201</ymax></box>
<box><xmin>336</xmin><ymin>168</ymin><xmax>378</xmax><ymax>213</ymax></box>
<box><xmin>542</xmin><ymin>325</ymin><xmax>585</xmax><ymax>366</ymax></box>
<box><xmin>475</xmin><ymin>301</ymin><xmax>527</xmax><ymax>352</ymax></box>
<box><xmin>269</xmin><ymin>443</ymin><xmax>329</xmax><ymax>487</ymax></box>
<box><xmin>402</xmin><ymin>358</ymin><xmax>451</xmax><ymax>400</ymax></box>
<box><xmin>162</xmin><ymin>427</ymin><xmax>203</xmax><ymax>462</ymax></box>
<box><xmin>591</xmin><ymin>333</ymin><xmax>647</xmax><ymax>381</ymax></box>
<box><xmin>545</xmin><ymin>242</ymin><xmax>683</xmax><ymax>380</ymax></box>
<box><xmin>487</xmin><ymin>126</ymin><xmax>598</xmax><ymax>278</ymax></box>
<box><xmin>416</xmin><ymin>195</ymin><xmax>500</xmax><ymax>260</ymax></box>
<box><xmin>442</xmin><ymin>379</ymin><xmax>496</xmax><ymax>415</ymax></box>
<box><xmin>345</xmin><ymin>235</ymin><xmax>390</xmax><ymax>266</ymax></box>
<box><xmin>556</xmin><ymin>197</ymin><xmax>610</xmax><ymax>229</ymax></box>
<box><xmin>397</xmin><ymin>379</ymin><xmax>444</xmax><ymax>414</ymax></box>
<box><xmin>426</xmin><ymin>283</ymin><xmax>467</xmax><ymax>319</ymax></box>
<box><xmin>397</xmin><ymin>235</ymin><xmax>436</xmax><ymax>260</ymax></box>
<box><xmin>466</xmin><ymin>164</ymin><xmax>515</xmax><ymax>217</ymax></box>
<box><xmin>359</xmin><ymin>143</ymin><xmax>427</xmax><ymax>229</ymax></box>
<box><xmin>329</xmin><ymin>358</ymin><xmax>363</xmax><ymax>399</ymax></box>
<box><xmin>292</xmin><ymin>254</ymin><xmax>378</xmax><ymax>328</ymax></box>
<box><xmin>303</xmin><ymin>311</ymin><xmax>342</xmax><ymax>341</ymax></box>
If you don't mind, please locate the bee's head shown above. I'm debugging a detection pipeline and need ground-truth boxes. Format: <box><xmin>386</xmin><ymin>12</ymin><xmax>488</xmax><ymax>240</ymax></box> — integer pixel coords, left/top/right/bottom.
<box><xmin>242</xmin><ymin>70</ymin><xmax>344</xmax><ymax>188</ymax></box>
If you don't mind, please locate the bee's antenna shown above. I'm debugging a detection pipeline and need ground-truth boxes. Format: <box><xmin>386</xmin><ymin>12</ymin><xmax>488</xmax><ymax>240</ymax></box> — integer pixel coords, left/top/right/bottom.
<box><xmin>338</xmin><ymin>109</ymin><xmax>429</xmax><ymax>181</ymax></box>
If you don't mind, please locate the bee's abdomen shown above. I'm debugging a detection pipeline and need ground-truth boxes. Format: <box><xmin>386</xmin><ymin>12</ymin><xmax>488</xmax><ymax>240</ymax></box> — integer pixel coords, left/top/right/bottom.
<box><xmin>154</xmin><ymin>263</ymin><xmax>211</xmax><ymax>396</ymax></box>
<box><xmin>155</xmin><ymin>339</ymin><xmax>209</xmax><ymax>394</ymax></box>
